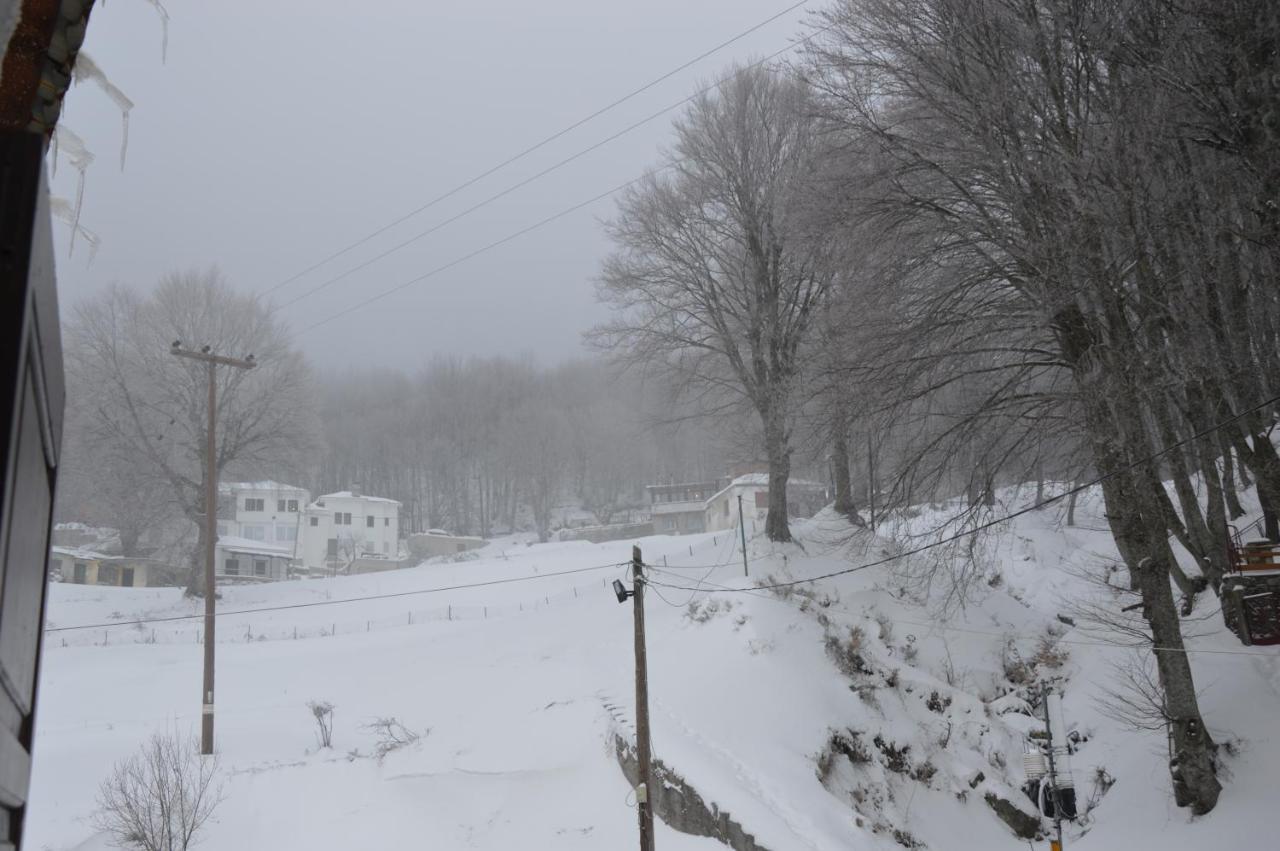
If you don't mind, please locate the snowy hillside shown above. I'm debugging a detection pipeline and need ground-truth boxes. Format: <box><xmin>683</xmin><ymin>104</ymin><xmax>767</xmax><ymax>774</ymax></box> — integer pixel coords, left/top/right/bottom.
<box><xmin>26</xmin><ymin>488</ymin><xmax>1280</xmax><ymax>850</ymax></box>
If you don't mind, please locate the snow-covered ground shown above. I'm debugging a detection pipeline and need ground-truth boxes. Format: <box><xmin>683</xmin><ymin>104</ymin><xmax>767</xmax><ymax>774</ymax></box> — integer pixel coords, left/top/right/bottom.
<box><xmin>25</xmin><ymin>489</ymin><xmax>1280</xmax><ymax>849</ymax></box>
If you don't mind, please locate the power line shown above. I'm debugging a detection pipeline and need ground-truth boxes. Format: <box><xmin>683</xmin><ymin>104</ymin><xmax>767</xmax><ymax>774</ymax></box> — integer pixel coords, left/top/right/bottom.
<box><xmin>277</xmin><ymin>28</ymin><xmax>822</xmax><ymax>313</ymax></box>
<box><xmin>262</xmin><ymin>0</ymin><xmax>812</xmax><ymax>298</ymax></box>
<box><xmin>47</xmin><ymin>561</ymin><xmax>630</xmax><ymax>633</ymax></box>
<box><xmin>294</xmin><ymin>162</ymin><xmax>677</xmax><ymax>334</ymax></box>
<box><xmin>286</xmin><ymin>27</ymin><xmax>834</xmax><ymax>330</ymax></box>
<box><xmin>643</xmin><ymin>571</ymin><xmax>1277</xmax><ymax>658</ymax></box>
<box><xmin>643</xmin><ymin>392</ymin><xmax>1280</xmax><ymax>595</ymax></box>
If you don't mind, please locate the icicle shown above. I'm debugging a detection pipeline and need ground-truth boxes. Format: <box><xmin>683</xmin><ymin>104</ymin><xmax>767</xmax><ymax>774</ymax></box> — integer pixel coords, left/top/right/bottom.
<box><xmin>120</xmin><ymin>110</ymin><xmax>129</xmax><ymax>170</ymax></box>
<box><xmin>72</xmin><ymin>52</ymin><xmax>134</xmax><ymax>170</ymax></box>
<box><xmin>50</xmin><ymin>126</ymin><xmax>94</xmax><ymax>248</ymax></box>
<box><xmin>138</xmin><ymin>0</ymin><xmax>170</xmax><ymax>63</ymax></box>
<box><xmin>49</xmin><ymin>196</ymin><xmax>101</xmax><ymax>263</ymax></box>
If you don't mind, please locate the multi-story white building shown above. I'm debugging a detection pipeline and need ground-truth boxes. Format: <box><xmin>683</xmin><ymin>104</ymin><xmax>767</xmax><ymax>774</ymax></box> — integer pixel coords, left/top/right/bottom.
<box><xmin>301</xmin><ymin>488</ymin><xmax>401</xmax><ymax>573</ymax></box>
<box><xmin>217</xmin><ymin>481</ymin><xmax>310</xmax><ymax>557</ymax></box>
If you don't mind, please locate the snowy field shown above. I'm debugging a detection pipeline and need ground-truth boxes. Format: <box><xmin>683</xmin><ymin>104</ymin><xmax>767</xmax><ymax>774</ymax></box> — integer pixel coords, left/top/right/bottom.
<box><xmin>25</xmin><ymin>491</ymin><xmax>1280</xmax><ymax>850</ymax></box>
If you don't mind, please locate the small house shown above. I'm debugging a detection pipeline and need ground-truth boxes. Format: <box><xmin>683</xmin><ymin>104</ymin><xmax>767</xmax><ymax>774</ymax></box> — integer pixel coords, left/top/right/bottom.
<box><xmin>49</xmin><ymin>548</ymin><xmax>180</xmax><ymax>587</ymax></box>
<box><xmin>214</xmin><ymin>536</ymin><xmax>294</xmax><ymax>582</ymax></box>
<box><xmin>49</xmin><ymin>546</ymin><xmax>105</xmax><ymax>585</ymax></box>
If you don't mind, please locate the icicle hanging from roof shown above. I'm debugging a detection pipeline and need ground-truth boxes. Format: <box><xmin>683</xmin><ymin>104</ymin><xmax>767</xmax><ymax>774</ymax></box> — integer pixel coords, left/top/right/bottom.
<box><xmin>71</xmin><ymin>51</ymin><xmax>134</xmax><ymax>170</ymax></box>
<box><xmin>49</xmin><ymin>125</ymin><xmax>95</xmax><ymax>255</ymax></box>
<box><xmin>139</xmin><ymin>0</ymin><xmax>171</xmax><ymax>64</ymax></box>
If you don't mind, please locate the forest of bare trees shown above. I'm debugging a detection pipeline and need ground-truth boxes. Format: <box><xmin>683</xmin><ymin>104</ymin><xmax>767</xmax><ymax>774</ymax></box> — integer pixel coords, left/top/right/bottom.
<box><xmin>591</xmin><ymin>0</ymin><xmax>1280</xmax><ymax>815</ymax></box>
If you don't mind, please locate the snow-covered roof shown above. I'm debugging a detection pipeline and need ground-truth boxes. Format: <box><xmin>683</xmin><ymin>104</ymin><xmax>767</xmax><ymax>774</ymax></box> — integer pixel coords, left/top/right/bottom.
<box><xmin>50</xmin><ymin>545</ymin><xmax>109</xmax><ymax>561</ymax></box>
<box><xmin>313</xmin><ymin>491</ymin><xmax>401</xmax><ymax>506</ymax></box>
<box><xmin>645</xmin><ymin>481</ymin><xmax>719</xmax><ymax>490</ymax></box>
<box><xmin>218</xmin><ymin>480</ymin><xmax>307</xmax><ymax>494</ymax></box>
<box><xmin>415</xmin><ymin>531</ymin><xmax>485</xmax><ymax>542</ymax></box>
<box><xmin>215</xmin><ymin>536</ymin><xmax>294</xmax><ymax>558</ymax></box>
<box><xmin>651</xmin><ymin>501</ymin><xmax>707</xmax><ymax>515</ymax></box>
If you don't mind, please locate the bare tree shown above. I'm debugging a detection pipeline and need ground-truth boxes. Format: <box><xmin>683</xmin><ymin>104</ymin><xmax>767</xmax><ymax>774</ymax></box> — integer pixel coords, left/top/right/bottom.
<box><xmin>594</xmin><ymin>64</ymin><xmax>832</xmax><ymax>541</ymax></box>
<box><xmin>93</xmin><ymin>732</ymin><xmax>223</xmax><ymax>851</ymax></box>
<box><xmin>64</xmin><ymin>268</ymin><xmax>317</xmax><ymax>595</ymax></box>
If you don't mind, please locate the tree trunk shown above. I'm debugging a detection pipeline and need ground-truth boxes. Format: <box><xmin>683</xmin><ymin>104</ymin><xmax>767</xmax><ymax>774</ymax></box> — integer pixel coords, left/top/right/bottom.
<box><xmin>1220</xmin><ymin>442</ymin><xmax>1246</xmax><ymax>519</ymax></box>
<box><xmin>762</xmin><ymin>405</ymin><xmax>792</xmax><ymax>542</ymax></box>
<box><xmin>1134</xmin><ymin>549</ymin><xmax>1222</xmax><ymax>814</ymax></box>
<box><xmin>1066</xmin><ymin>483</ymin><xmax>1078</xmax><ymax>527</ymax></box>
<box><xmin>831</xmin><ymin>422</ymin><xmax>859</xmax><ymax>522</ymax></box>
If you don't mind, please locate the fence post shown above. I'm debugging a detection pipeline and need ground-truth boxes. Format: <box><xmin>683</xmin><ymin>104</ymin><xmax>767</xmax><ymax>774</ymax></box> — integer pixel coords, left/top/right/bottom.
<box><xmin>448</xmin><ymin>605</ymin><xmax>452</xmax><ymax>621</ymax></box>
<box><xmin>484</xmin><ymin>606</ymin><xmax>487</xmax><ymax>619</ymax></box>
<box><xmin>408</xmin><ymin>611</ymin><xmax>413</xmax><ymax>625</ymax></box>
<box><xmin>367</xmin><ymin>621</ymin><xmax>370</xmax><ymax>632</ymax></box>
<box><xmin>293</xmin><ymin>626</ymin><xmax>297</xmax><ymax>640</ymax></box>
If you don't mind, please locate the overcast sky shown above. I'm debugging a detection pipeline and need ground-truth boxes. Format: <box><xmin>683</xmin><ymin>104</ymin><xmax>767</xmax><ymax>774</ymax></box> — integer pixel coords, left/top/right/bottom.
<box><xmin>50</xmin><ymin>0</ymin><xmax>812</xmax><ymax>369</ymax></box>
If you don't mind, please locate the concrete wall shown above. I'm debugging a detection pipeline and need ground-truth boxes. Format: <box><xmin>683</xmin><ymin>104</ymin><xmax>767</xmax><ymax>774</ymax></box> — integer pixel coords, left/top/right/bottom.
<box><xmin>613</xmin><ymin>733</ymin><xmax>770</xmax><ymax>851</ymax></box>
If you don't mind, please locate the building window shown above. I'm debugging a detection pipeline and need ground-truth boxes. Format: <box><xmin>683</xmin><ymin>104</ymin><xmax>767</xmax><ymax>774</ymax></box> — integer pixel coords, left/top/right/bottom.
<box><xmin>384</xmin><ymin>517</ymin><xmax>390</xmax><ymax>527</ymax></box>
<box><xmin>366</xmin><ymin>515</ymin><xmax>375</xmax><ymax>528</ymax></box>
<box><xmin>334</xmin><ymin>512</ymin><xmax>343</xmax><ymax>525</ymax></box>
<box><xmin>253</xmin><ymin>559</ymin><xmax>267</xmax><ymax>577</ymax></box>
<box><xmin>276</xmin><ymin>525</ymin><xmax>296</xmax><ymax>542</ymax></box>
<box><xmin>242</xmin><ymin>525</ymin><xmax>266</xmax><ymax>541</ymax></box>
<box><xmin>310</xmin><ymin>516</ymin><xmax>319</xmax><ymax>527</ymax></box>
<box><xmin>288</xmin><ymin>499</ymin><xmax>299</xmax><ymax>512</ymax></box>
<box><xmin>224</xmin><ymin>558</ymin><xmax>240</xmax><ymax>576</ymax></box>
<box><xmin>277</xmin><ymin>499</ymin><xmax>287</xmax><ymax>512</ymax></box>
<box><xmin>73</xmin><ymin>562</ymin><xmax>87</xmax><ymax>583</ymax></box>
<box><xmin>245</xmin><ymin>498</ymin><xmax>265</xmax><ymax>512</ymax></box>
<box><xmin>344</xmin><ymin>512</ymin><xmax>352</xmax><ymax>525</ymax></box>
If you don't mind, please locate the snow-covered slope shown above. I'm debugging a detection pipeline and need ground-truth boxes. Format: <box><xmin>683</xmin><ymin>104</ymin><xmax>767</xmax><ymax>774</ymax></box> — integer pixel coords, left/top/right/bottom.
<box><xmin>25</xmin><ymin>491</ymin><xmax>1280</xmax><ymax>849</ymax></box>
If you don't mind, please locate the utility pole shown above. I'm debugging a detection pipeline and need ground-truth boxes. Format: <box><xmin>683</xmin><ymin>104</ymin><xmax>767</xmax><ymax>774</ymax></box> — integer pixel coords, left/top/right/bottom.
<box><xmin>1041</xmin><ymin>684</ymin><xmax>1064</xmax><ymax>851</ymax></box>
<box><xmin>170</xmin><ymin>343</ymin><xmax>255</xmax><ymax>755</ymax></box>
<box><xmin>736</xmin><ymin>494</ymin><xmax>749</xmax><ymax>577</ymax></box>
<box><xmin>631</xmin><ymin>545</ymin><xmax>656</xmax><ymax>851</ymax></box>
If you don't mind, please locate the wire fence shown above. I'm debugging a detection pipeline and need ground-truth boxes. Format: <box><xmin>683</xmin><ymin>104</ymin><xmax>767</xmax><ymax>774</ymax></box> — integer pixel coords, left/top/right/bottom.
<box><xmin>47</xmin><ymin>573</ymin><xmax>623</xmax><ymax>649</ymax></box>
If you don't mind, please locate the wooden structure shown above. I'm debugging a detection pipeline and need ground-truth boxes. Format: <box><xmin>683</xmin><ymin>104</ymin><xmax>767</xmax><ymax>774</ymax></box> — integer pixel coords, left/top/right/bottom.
<box><xmin>0</xmin><ymin>3</ymin><xmax>97</xmax><ymax>847</ymax></box>
<box><xmin>1223</xmin><ymin>528</ymin><xmax>1280</xmax><ymax>646</ymax></box>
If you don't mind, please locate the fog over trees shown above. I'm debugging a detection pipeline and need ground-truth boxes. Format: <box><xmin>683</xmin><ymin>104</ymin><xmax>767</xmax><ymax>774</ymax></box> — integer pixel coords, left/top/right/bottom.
<box><xmin>53</xmin><ymin>0</ymin><xmax>1280</xmax><ymax>820</ymax></box>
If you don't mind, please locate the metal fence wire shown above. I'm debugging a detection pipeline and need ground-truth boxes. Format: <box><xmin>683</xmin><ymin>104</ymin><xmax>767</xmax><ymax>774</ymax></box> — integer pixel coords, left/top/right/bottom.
<box><xmin>48</xmin><ymin>574</ymin><xmax>619</xmax><ymax>648</ymax></box>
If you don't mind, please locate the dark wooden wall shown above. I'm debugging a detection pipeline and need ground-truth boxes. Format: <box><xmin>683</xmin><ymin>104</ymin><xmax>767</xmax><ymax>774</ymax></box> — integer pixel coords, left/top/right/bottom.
<box><xmin>0</xmin><ymin>130</ymin><xmax>63</xmax><ymax>851</ymax></box>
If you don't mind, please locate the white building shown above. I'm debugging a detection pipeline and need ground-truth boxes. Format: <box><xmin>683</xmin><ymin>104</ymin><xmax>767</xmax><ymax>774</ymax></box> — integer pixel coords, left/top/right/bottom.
<box><xmin>217</xmin><ymin>481</ymin><xmax>310</xmax><ymax>557</ymax></box>
<box><xmin>301</xmin><ymin>489</ymin><xmax>401</xmax><ymax>574</ymax></box>
<box><xmin>214</xmin><ymin>536</ymin><xmax>294</xmax><ymax>582</ymax></box>
<box><xmin>704</xmin><ymin>474</ymin><xmax>770</xmax><ymax>534</ymax></box>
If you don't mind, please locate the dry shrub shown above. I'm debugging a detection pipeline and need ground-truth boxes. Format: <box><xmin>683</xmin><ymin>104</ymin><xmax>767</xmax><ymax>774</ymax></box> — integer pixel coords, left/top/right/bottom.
<box><xmin>93</xmin><ymin>732</ymin><xmax>223</xmax><ymax>851</ymax></box>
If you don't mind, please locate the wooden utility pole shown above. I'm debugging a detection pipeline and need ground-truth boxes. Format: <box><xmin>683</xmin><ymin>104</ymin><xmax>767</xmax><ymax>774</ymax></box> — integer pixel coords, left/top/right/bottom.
<box><xmin>631</xmin><ymin>545</ymin><xmax>656</xmax><ymax>851</ymax></box>
<box><xmin>170</xmin><ymin>343</ymin><xmax>255</xmax><ymax>755</ymax></box>
<box><xmin>736</xmin><ymin>494</ymin><xmax>749</xmax><ymax>577</ymax></box>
